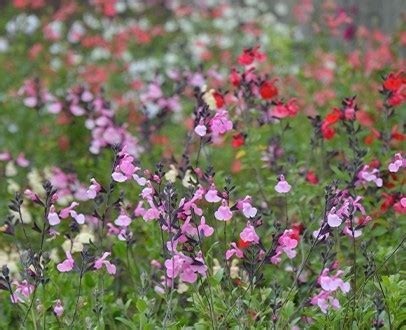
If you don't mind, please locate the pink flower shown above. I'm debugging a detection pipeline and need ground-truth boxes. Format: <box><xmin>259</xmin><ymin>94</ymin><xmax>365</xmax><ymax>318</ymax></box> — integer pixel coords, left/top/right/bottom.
<box><xmin>311</xmin><ymin>267</ymin><xmax>350</xmax><ymax>313</ymax></box>
<box><xmin>57</xmin><ymin>251</ymin><xmax>75</xmax><ymax>272</ymax></box>
<box><xmin>388</xmin><ymin>153</ymin><xmax>405</xmax><ymax>173</ymax></box>
<box><xmin>10</xmin><ymin>280</ymin><xmax>34</xmax><ymax>303</ymax></box>
<box><xmin>310</xmin><ymin>291</ymin><xmax>339</xmax><ymax>314</ymax></box>
<box><xmin>16</xmin><ymin>153</ymin><xmax>30</xmax><ymax>167</ymax></box>
<box><xmin>240</xmin><ymin>225</ymin><xmax>260</xmax><ymax>244</ymax></box>
<box><xmin>87</xmin><ymin>178</ymin><xmax>101</xmax><ymax>199</ymax></box>
<box><xmin>205</xmin><ymin>187</ymin><xmax>221</xmax><ymax>203</ymax></box>
<box><xmin>114</xmin><ymin>210</ymin><xmax>132</xmax><ymax>227</ymax></box>
<box><xmin>215</xmin><ymin>202</ymin><xmax>232</xmax><ymax>221</ymax></box>
<box><xmin>94</xmin><ymin>252</ymin><xmax>116</xmax><ymax>275</ymax></box>
<box><xmin>342</xmin><ymin>221</ymin><xmax>362</xmax><ymax>239</ymax></box>
<box><xmin>70</xmin><ymin>210</ymin><xmax>85</xmax><ymax>225</ymax></box>
<box><xmin>194</xmin><ymin>124</ymin><xmax>207</xmax><ymax>137</ymax></box>
<box><xmin>242</xmin><ymin>201</ymin><xmax>257</xmax><ymax>218</ymax></box>
<box><xmin>24</xmin><ymin>189</ymin><xmax>40</xmax><ymax>202</ymax></box>
<box><xmin>112</xmin><ymin>149</ymin><xmax>139</xmax><ymax>183</ymax></box>
<box><xmin>271</xmin><ymin>229</ymin><xmax>299</xmax><ymax>264</ymax></box>
<box><xmin>275</xmin><ymin>175</ymin><xmax>291</xmax><ymax>193</ymax></box>
<box><xmin>198</xmin><ymin>217</ymin><xmax>214</xmax><ymax>237</ymax></box>
<box><xmin>59</xmin><ymin>202</ymin><xmax>79</xmax><ymax>219</ymax></box>
<box><xmin>48</xmin><ymin>205</ymin><xmax>60</xmax><ymax>226</ymax></box>
<box><xmin>53</xmin><ymin>299</ymin><xmax>64</xmax><ymax>317</ymax></box>
<box><xmin>357</xmin><ymin>165</ymin><xmax>382</xmax><ymax>187</ymax></box>
<box><xmin>210</xmin><ymin>110</ymin><xmax>233</xmax><ymax>137</ymax></box>
<box><xmin>226</xmin><ymin>242</ymin><xmax>244</xmax><ymax>260</ymax></box>
<box><xmin>143</xmin><ymin>207</ymin><xmax>160</xmax><ymax>222</ymax></box>
<box><xmin>327</xmin><ymin>212</ymin><xmax>342</xmax><ymax>228</ymax></box>
<box><xmin>165</xmin><ymin>255</ymin><xmax>183</xmax><ymax>279</ymax></box>
<box><xmin>164</xmin><ymin>253</ymin><xmax>207</xmax><ymax>284</ymax></box>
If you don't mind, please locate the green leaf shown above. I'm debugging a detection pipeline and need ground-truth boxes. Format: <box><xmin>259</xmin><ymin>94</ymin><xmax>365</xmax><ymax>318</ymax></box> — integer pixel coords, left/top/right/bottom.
<box><xmin>136</xmin><ymin>299</ymin><xmax>148</xmax><ymax>313</ymax></box>
<box><xmin>115</xmin><ymin>317</ymin><xmax>137</xmax><ymax>329</ymax></box>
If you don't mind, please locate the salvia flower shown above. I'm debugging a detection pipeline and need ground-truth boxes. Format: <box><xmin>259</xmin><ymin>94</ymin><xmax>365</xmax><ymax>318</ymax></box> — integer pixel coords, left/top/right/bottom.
<box><xmin>94</xmin><ymin>252</ymin><xmax>116</xmax><ymax>275</ymax></box>
<box><xmin>11</xmin><ymin>280</ymin><xmax>34</xmax><ymax>304</ymax></box>
<box><xmin>271</xmin><ymin>229</ymin><xmax>299</xmax><ymax>264</ymax></box>
<box><xmin>57</xmin><ymin>251</ymin><xmax>75</xmax><ymax>272</ymax></box>
<box><xmin>48</xmin><ymin>205</ymin><xmax>61</xmax><ymax>226</ymax></box>
<box><xmin>226</xmin><ymin>242</ymin><xmax>244</xmax><ymax>260</ymax></box>
<box><xmin>214</xmin><ymin>201</ymin><xmax>233</xmax><ymax>221</ymax></box>
<box><xmin>388</xmin><ymin>153</ymin><xmax>405</xmax><ymax>173</ymax></box>
<box><xmin>239</xmin><ymin>225</ymin><xmax>260</xmax><ymax>244</ymax></box>
<box><xmin>86</xmin><ymin>178</ymin><xmax>102</xmax><ymax>199</ymax></box>
<box><xmin>53</xmin><ymin>299</ymin><xmax>64</xmax><ymax>317</ymax></box>
<box><xmin>274</xmin><ymin>175</ymin><xmax>291</xmax><ymax>193</ymax></box>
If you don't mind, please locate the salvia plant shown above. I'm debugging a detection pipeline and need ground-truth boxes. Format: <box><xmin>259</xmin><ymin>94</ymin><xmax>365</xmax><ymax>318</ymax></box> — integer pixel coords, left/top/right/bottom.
<box><xmin>0</xmin><ymin>1</ymin><xmax>405</xmax><ymax>329</ymax></box>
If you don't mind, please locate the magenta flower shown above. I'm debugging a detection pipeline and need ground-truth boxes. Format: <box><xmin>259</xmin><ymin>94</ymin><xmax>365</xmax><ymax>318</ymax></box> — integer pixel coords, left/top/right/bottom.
<box><xmin>210</xmin><ymin>110</ymin><xmax>233</xmax><ymax>137</ymax></box>
<box><xmin>240</xmin><ymin>225</ymin><xmax>260</xmax><ymax>244</ymax></box>
<box><xmin>274</xmin><ymin>175</ymin><xmax>291</xmax><ymax>193</ymax></box>
<box><xmin>215</xmin><ymin>202</ymin><xmax>232</xmax><ymax>221</ymax></box>
<box><xmin>94</xmin><ymin>252</ymin><xmax>116</xmax><ymax>275</ymax></box>
<box><xmin>57</xmin><ymin>251</ymin><xmax>75</xmax><ymax>272</ymax></box>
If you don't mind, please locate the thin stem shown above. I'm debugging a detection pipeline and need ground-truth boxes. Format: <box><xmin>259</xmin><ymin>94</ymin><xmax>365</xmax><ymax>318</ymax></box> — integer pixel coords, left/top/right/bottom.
<box><xmin>70</xmin><ymin>272</ymin><xmax>83</xmax><ymax>330</ymax></box>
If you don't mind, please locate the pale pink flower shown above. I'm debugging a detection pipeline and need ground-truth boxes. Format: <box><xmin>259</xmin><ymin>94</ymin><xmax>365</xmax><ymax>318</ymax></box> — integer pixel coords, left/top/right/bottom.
<box><xmin>10</xmin><ymin>280</ymin><xmax>34</xmax><ymax>303</ymax></box>
<box><xmin>198</xmin><ymin>217</ymin><xmax>214</xmax><ymax>237</ymax></box>
<box><xmin>194</xmin><ymin>124</ymin><xmax>207</xmax><ymax>137</ymax></box>
<box><xmin>240</xmin><ymin>225</ymin><xmax>260</xmax><ymax>244</ymax></box>
<box><xmin>53</xmin><ymin>300</ymin><xmax>64</xmax><ymax>317</ymax></box>
<box><xmin>388</xmin><ymin>153</ymin><xmax>405</xmax><ymax>173</ymax></box>
<box><xmin>226</xmin><ymin>242</ymin><xmax>244</xmax><ymax>260</ymax></box>
<box><xmin>114</xmin><ymin>210</ymin><xmax>132</xmax><ymax>227</ymax></box>
<box><xmin>275</xmin><ymin>175</ymin><xmax>291</xmax><ymax>193</ymax></box>
<box><xmin>48</xmin><ymin>205</ymin><xmax>60</xmax><ymax>226</ymax></box>
<box><xmin>87</xmin><ymin>178</ymin><xmax>101</xmax><ymax>199</ymax></box>
<box><xmin>94</xmin><ymin>252</ymin><xmax>116</xmax><ymax>275</ymax></box>
<box><xmin>205</xmin><ymin>187</ymin><xmax>221</xmax><ymax>203</ymax></box>
<box><xmin>327</xmin><ymin>212</ymin><xmax>342</xmax><ymax>227</ymax></box>
<box><xmin>215</xmin><ymin>202</ymin><xmax>232</xmax><ymax>221</ymax></box>
<box><xmin>57</xmin><ymin>251</ymin><xmax>75</xmax><ymax>272</ymax></box>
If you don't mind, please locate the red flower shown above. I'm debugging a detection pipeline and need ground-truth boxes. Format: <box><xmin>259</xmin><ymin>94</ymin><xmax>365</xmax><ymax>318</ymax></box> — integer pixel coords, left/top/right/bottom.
<box><xmin>380</xmin><ymin>193</ymin><xmax>396</xmax><ymax>213</ymax></box>
<box><xmin>321</xmin><ymin>124</ymin><xmax>336</xmax><ymax>140</ymax></box>
<box><xmin>259</xmin><ymin>80</ymin><xmax>278</xmax><ymax>100</ymax></box>
<box><xmin>237</xmin><ymin>45</ymin><xmax>266</xmax><ymax>66</ymax></box>
<box><xmin>237</xmin><ymin>239</ymin><xmax>250</xmax><ymax>249</ymax></box>
<box><xmin>306</xmin><ymin>170</ymin><xmax>319</xmax><ymax>185</ymax></box>
<box><xmin>229</xmin><ymin>68</ymin><xmax>241</xmax><ymax>87</ymax></box>
<box><xmin>271</xmin><ymin>99</ymin><xmax>300</xmax><ymax>118</ymax></box>
<box><xmin>383</xmin><ymin>71</ymin><xmax>405</xmax><ymax>91</ymax></box>
<box><xmin>232</xmin><ymin>133</ymin><xmax>245</xmax><ymax>148</ymax></box>
<box><xmin>213</xmin><ymin>92</ymin><xmax>225</xmax><ymax>109</ymax></box>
